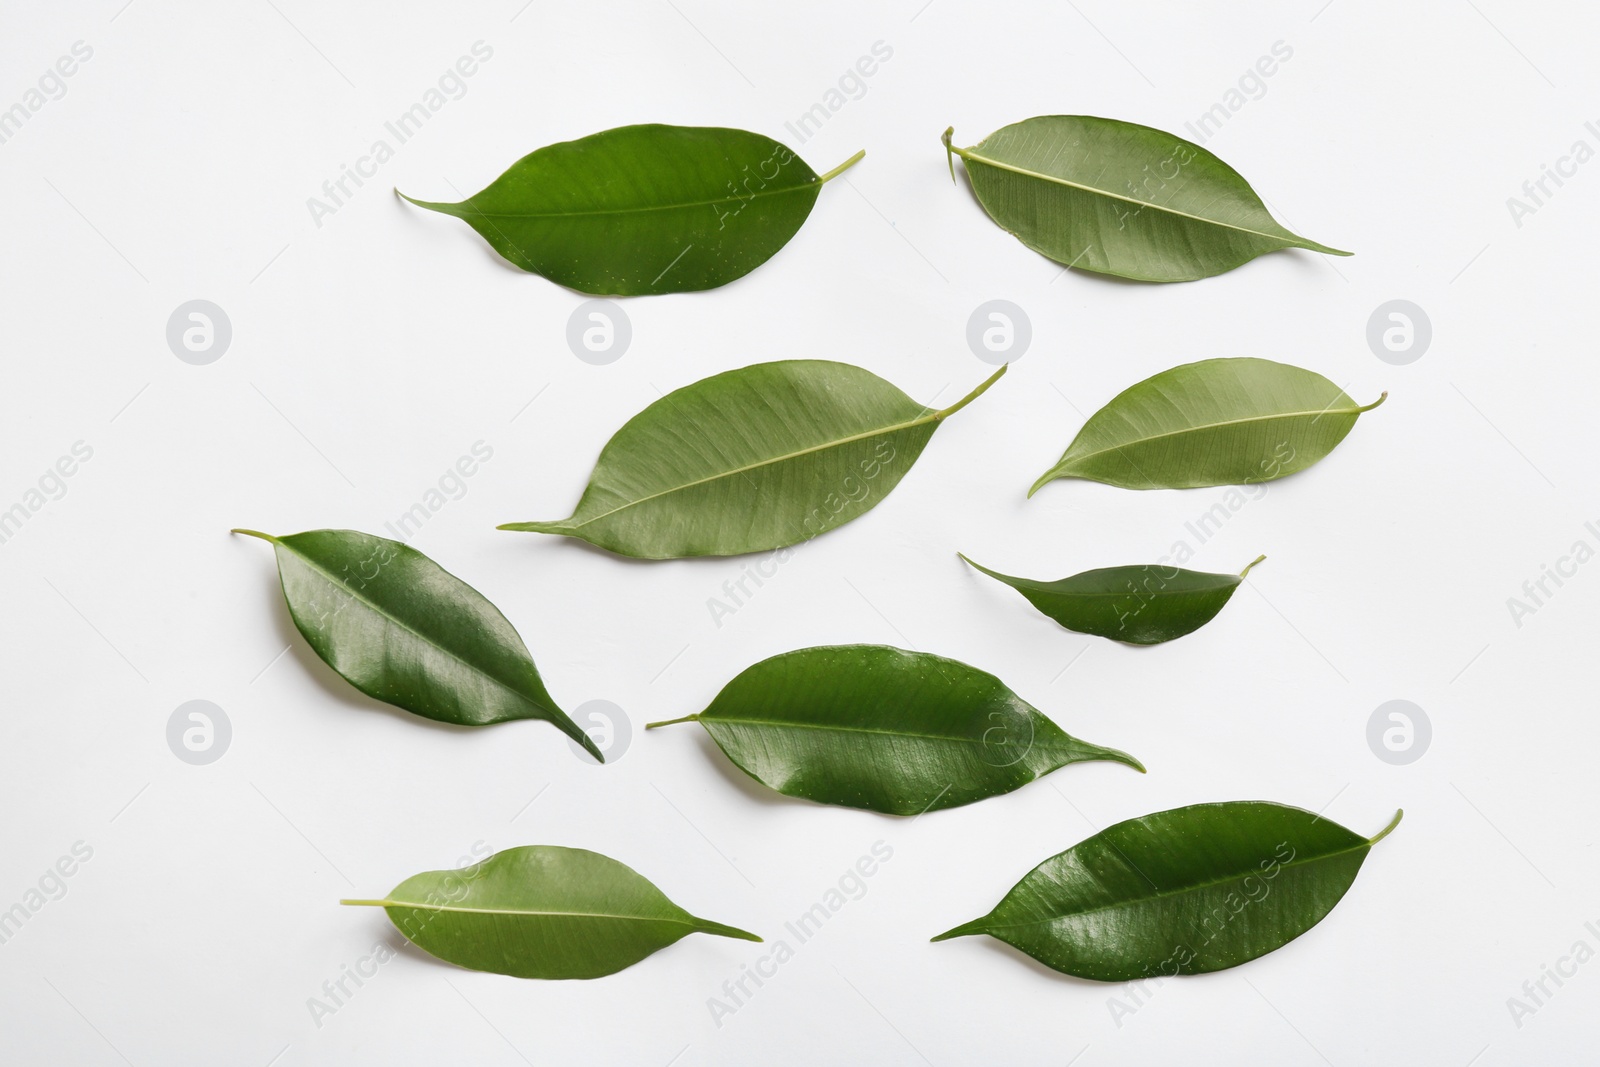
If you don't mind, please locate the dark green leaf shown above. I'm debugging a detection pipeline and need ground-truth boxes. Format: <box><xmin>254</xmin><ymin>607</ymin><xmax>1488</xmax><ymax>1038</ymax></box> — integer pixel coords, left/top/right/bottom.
<box><xmin>934</xmin><ymin>801</ymin><xmax>1402</xmax><ymax>981</ymax></box>
<box><xmin>647</xmin><ymin>644</ymin><xmax>1141</xmax><ymax>815</ymax></box>
<box><xmin>943</xmin><ymin>117</ymin><xmax>1349</xmax><ymax>282</ymax></box>
<box><xmin>400</xmin><ymin>124</ymin><xmax>863</xmax><ymax>295</ymax></box>
<box><xmin>343</xmin><ymin>845</ymin><xmax>759</xmax><ymax>979</ymax></box>
<box><xmin>1031</xmin><ymin>357</ymin><xmax>1385</xmax><ymax>494</ymax></box>
<box><xmin>233</xmin><ymin>528</ymin><xmax>600</xmax><ymax>761</ymax></box>
<box><xmin>500</xmin><ymin>361</ymin><xmax>1005</xmax><ymax>559</ymax></box>
<box><xmin>961</xmin><ymin>553</ymin><xmax>1264</xmax><ymax>645</ymax></box>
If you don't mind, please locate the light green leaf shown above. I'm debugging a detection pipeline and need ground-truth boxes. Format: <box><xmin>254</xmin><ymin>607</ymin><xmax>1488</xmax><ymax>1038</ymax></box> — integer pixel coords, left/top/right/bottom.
<box><xmin>1031</xmin><ymin>357</ymin><xmax>1385</xmax><ymax>494</ymax></box>
<box><xmin>944</xmin><ymin>116</ymin><xmax>1349</xmax><ymax>282</ymax></box>
<box><xmin>501</xmin><ymin>360</ymin><xmax>1005</xmax><ymax>559</ymax></box>
<box><xmin>343</xmin><ymin>846</ymin><xmax>759</xmax><ymax>979</ymax></box>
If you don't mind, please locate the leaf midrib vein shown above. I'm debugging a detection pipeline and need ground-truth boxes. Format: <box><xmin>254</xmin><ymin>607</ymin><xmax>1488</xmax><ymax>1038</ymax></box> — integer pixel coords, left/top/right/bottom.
<box><xmin>979</xmin><ymin>839</ymin><xmax>1370</xmax><ymax>934</ymax></box>
<box><xmin>371</xmin><ymin>901</ymin><xmax>697</xmax><ymax>925</ymax></box>
<box><xmin>705</xmin><ymin>714</ymin><xmax>1078</xmax><ymax>751</ymax></box>
<box><xmin>441</xmin><ymin>181</ymin><xmax>819</xmax><ymax>221</ymax></box>
<box><xmin>558</xmin><ymin>408</ymin><xmax>936</xmax><ymax>531</ymax></box>
<box><xmin>958</xmin><ymin>147</ymin><xmax>1295</xmax><ymax>245</ymax></box>
<box><xmin>1061</xmin><ymin>406</ymin><xmax>1359</xmax><ymax>468</ymax></box>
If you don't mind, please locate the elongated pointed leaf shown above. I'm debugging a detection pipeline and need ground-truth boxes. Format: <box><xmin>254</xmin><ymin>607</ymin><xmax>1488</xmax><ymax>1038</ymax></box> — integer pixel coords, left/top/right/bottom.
<box><xmin>400</xmin><ymin>124</ymin><xmax>863</xmax><ymax>295</ymax></box>
<box><xmin>934</xmin><ymin>802</ymin><xmax>1402</xmax><ymax>981</ymax></box>
<box><xmin>647</xmin><ymin>645</ymin><xmax>1141</xmax><ymax>814</ymax></box>
<box><xmin>943</xmin><ymin>117</ymin><xmax>1349</xmax><ymax>282</ymax></box>
<box><xmin>233</xmin><ymin>528</ymin><xmax>600</xmax><ymax>761</ymax></box>
<box><xmin>961</xmin><ymin>554</ymin><xmax>1264</xmax><ymax>645</ymax></box>
<box><xmin>1031</xmin><ymin>358</ymin><xmax>1385</xmax><ymax>494</ymax></box>
<box><xmin>343</xmin><ymin>846</ymin><xmax>759</xmax><ymax>979</ymax></box>
<box><xmin>501</xmin><ymin>361</ymin><xmax>1005</xmax><ymax>559</ymax></box>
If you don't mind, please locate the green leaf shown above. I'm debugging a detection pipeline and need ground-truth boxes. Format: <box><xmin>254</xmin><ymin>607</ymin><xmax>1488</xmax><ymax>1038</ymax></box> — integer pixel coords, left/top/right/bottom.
<box><xmin>1031</xmin><ymin>357</ymin><xmax>1385</xmax><ymax>494</ymax></box>
<box><xmin>399</xmin><ymin>124</ymin><xmax>863</xmax><ymax>295</ymax></box>
<box><xmin>942</xmin><ymin>117</ymin><xmax>1350</xmax><ymax>282</ymax></box>
<box><xmin>961</xmin><ymin>554</ymin><xmax>1265</xmax><ymax>645</ymax></box>
<box><xmin>500</xmin><ymin>360</ymin><xmax>1005</xmax><ymax>559</ymax></box>
<box><xmin>343</xmin><ymin>845</ymin><xmax>759</xmax><ymax>979</ymax></box>
<box><xmin>646</xmin><ymin>644</ymin><xmax>1141</xmax><ymax>815</ymax></box>
<box><xmin>933</xmin><ymin>802</ymin><xmax>1402</xmax><ymax>981</ymax></box>
<box><xmin>233</xmin><ymin>528</ymin><xmax>601</xmax><ymax>761</ymax></box>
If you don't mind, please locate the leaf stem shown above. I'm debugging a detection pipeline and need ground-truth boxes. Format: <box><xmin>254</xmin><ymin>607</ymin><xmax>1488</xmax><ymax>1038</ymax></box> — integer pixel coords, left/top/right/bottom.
<box><xmin>230</xmin><ymin>528</ymin><xmax>280</xmax><ymax>544</ymax></box>
<box><xmin>934</xmin><ymin>364</ymin><xmax>1008</xmax><ymax>421</ymax></box>
<box><xmin>816</xmin><ymin>149</ymin><xmax>866</xmax><ymax>185</ymax></box>
<box><xmin>339</xmin><ymin>899</ymin><xmax>392</xmax><ymax>907</ymax></box>
<box><xmin>1368</xmin><ymin>808</ymin><xmax>1404</xmax><ymax>845</ymax></box>
<box><xmin>645</xmin><ymin>713</ymin><xmax>700</xmax><ymax>730</ymax></box>
<box><xmin>1238</xmin><ymin>554</ymin><xmax>1267</xmax><ymax>579</ymax></box>
<box><xmin>1356</xmin><ymin>391</ymin><xmax>1389</xmax><ymax>413</ymax></box>
<box><xmin>941</xmin><ymin>126</ymin><xmax>968</xmax><ymax>183</ymax></box>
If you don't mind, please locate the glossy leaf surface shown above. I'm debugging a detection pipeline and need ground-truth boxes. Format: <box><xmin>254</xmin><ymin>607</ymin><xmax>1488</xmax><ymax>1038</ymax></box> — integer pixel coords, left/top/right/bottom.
<box><xmin>343</xmin><ymin>846</ymin><xmax>758</xmax><ymax>979</ymax></box>
<box><xmin>400</xmin><ymin>124</ymin><xmax>862</xmax><ymax>295</ymax></box>
<box><xmin>934</xmin><ymin>802</ymin><xmax>1401</xmax><ymax>981</ymax></box>
<box><xmin>1031</xmin><ymin>358</ymin><xmax>1385</xmax><ymax>494</ymax></box>
<box><xmin>944</xmin><ymin>117</ymin><xmax>1349</xmax><ymax>282</ymax></box>
<box><xmin>647</xmin><ymin>645</ymin><xmax>1141</xmax><ymax>815</ymax></box>
<box><xmin>501</xmin><ymin>361</ymin><xmax>1004</xmax><ymax>559</ymax></box>
<box><xmin>234</xmin><ymin>528</ymin><xmax>600</xmax><ymax>761</ymax></box>
<box><xmin>961</xmin><ymin>554</ymin><xmax>1264</xmax><ymax>645</ymax></box>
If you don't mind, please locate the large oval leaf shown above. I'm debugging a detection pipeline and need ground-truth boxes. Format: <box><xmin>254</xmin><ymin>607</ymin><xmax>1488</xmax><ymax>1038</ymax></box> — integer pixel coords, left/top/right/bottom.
<box><xmin>933</xmin><ymin>801</ymin><xmax>1402</xmax><ymax>981</ymax></box>
<box><xmin>943</xmin><ymin>117</ymin><xmax>1349</xmax><ymax>282</ymax></box>
<box><xmin>501</xmin><ymin>361</ymin><xmax>1005</xmax><ymax>559</ymax></box>
<box><xmin>1031</xmin><ymin>358</ymin><xmax>1385</xmax><ymax>494</ymax></box>
<box><xmin>400</xmin><ymin>124</ymin><xmax>863</xmax><ymax>295</ymax></box>
<box><xmin>342</xmin><ymin>845</ymin><xmax>759</xmax><ymax>979</ymax></box>
<box><xmin>961</xmin><ymin>554</ymin><xmax>1264</xmax><ymax>645</ymax></box>
<box><xmin>233</xmin><ymin>528</ymin><xmax>600</xmax><ymax>761</ymax></box>
<box><xmin>646</xmin><ymin>645</ymin><xmax>1141</xmax><ymax>815</ymax></box>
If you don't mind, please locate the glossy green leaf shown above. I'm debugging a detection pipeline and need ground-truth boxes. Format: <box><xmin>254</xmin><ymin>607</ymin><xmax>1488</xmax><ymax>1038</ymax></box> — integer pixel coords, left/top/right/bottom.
<box><xmin>1031</xmin><ymin>358</ymin><xmax>1386</xmax><ymax>494</ymax></box>
<box><xmin>961</xmin><ymin>554</ymin><xmax>1264</xmax><ymax>646</ymax></box>
<box><xmin>399</xmin><ymin>124</ymin><xmax>863</xmax><ymax>295</ymax></box>
<box><xmin>501</xmin><ymin>361</ymin><xmax>1005</xmax><ymax>559</ymax></box>
<box><xmin>233</xmin><ymin>528</ymin><xmax>600</xmax><ymax>761</ymax></box>
<box><xmin>647</xmin><ymin>645</ymin><xmax>1141</xmax><ymax>815</ymax></box>
<box><xmin>943</xmin><ymin>117</ymin><xmax>1349</xmax><ymax>282</ymax></box>
<box><xmin>343</xmin><ymin>846</ymin><xmax>758</xmax><ymax>979</ymax></box>
<box><xmin>934</xmin><ymin>801</ymin><xmax>1402</xmax><ymax>981</ymax></box>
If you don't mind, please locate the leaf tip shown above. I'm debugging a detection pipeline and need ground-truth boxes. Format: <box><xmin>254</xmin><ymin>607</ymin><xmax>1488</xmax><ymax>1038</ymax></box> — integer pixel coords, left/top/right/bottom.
<box><xmin>930</xmin><ymin>917</ymin><xmax>984</xmax><ymax>942</ymax></box>
<box><xmin>1026</xmin><ymin>472</ymin><xmax>1053</xmax><ymax>499</ymax></box>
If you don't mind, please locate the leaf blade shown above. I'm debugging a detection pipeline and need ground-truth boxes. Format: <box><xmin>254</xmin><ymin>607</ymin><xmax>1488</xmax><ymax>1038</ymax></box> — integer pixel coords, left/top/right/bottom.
<box><xmin>1031</xmin><ymin>358</ymin><xmax>1384</xmax><ymax>493</ymax></box>
<box><xmin>933</xmin><ymin>802</ymin><xmax>1400</xmax><ymax>980</ymax></box>
<box><xmin>502</xmin><ymin>361</ymin><xmax>1003</xmax><ymax>559</ymax></box>
<box><xmin>961</xmin><ymin>554</ymin><xmax>1261</xmax><ymax>645</ymax></box>
<box><xmin>649</xmin><ymin>645</ymin><xmax>1141</xmax><ymax>814</ymax></box>
<box><xmin>400</xmin><ymin>124</ymin><xmax>859</xmax><ymax>295</ymax></box>
<box><xmin>237</xmin><ymin>528</ymin><xmax>600</xmax><ymax>760</ymax></box>
<box><xmin>946</xmin><ymin>117</ymin><xmax>1349</xmax><ymax>283</ymax></box>
<box><xmin>345</xmin><ymin>846</ymin><xmax>758</xmax><ymax>980</ymax></box>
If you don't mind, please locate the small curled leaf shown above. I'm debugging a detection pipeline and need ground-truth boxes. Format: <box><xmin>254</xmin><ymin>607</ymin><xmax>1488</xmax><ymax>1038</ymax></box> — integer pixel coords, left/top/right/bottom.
<box><xmin>961</xmin><ymin>554</ymin><xmax>1264</xmax><ymax>645</ymax></box>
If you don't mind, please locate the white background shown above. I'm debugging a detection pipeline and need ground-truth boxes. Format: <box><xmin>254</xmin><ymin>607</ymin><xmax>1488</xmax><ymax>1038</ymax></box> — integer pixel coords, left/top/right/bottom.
<box><xmin>2</xmin><ymin>0</ymin><xmax>1595</xmax><ymax>1063</ymax></box>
